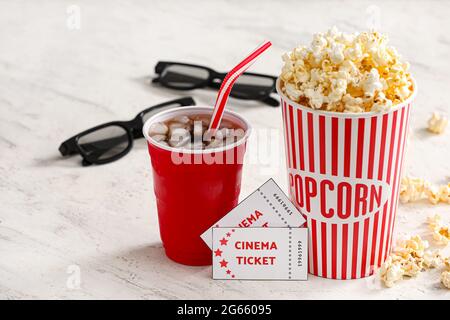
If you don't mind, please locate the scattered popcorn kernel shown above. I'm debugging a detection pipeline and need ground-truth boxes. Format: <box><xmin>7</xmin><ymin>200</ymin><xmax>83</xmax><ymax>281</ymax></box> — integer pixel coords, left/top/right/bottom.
<box><xmin>441</xmin><ymin>271</ymin><xmax>450</xmax><ymax>289</ymax></box>
<box><xmin>400</xmin><ymin>176</ymin><xmax>450</xmax><ymax>204</ymax></box>
<box><xmin>437</xmin><ymin>183</ymin><xmax>450</xmax><ymax>204</ymax></box>
<box><xmin>428</xmin><ymin>214</ymin><xmax>450</xmax><ymax>246</ymax></box>
<box><xmin>280</xmin><ymin>28</ymin><xmax>413</xmax><ymax>113</ymax></box>
<box><xmin>399</xmin><ymin>176</ymin><xmax>429</xmax><ymax>203</ymax></box>
<box><xmin>396</xmin><ymin>235</ymin><xmax>429</xmax><ymax>255</ymax></box>
<box><xmin>427</xmin><ymin>214</ymin><xmax>442</xmax><ymax>231</ymax></box>
<box><xmin>427</xmin><ymin>112</ymin><xmax>448</xmax><ymax>134</ymax></box>
<box><xmin>380</xmin><ymin>218</ymin><xmax>450</xmax><ymax>288</ymax></box>
<box><xmin>444</xmin><ymin>257</ymin><xmax>450</xmax><ymax>270</ymax></box>
<box><xmin>379</xmin><ymin>235</ymin><xmax>446</xmax><ymax>287</ymax></box>
<box><xmin>380</xmin><ymin>235</ymin><xmax>425</xmax><ymax>286</ymax></box>
<box><xmin>401</xmin><ymin>256</ymin><xmax>423</xmax><ymax>277</ymax></box>
<box><xmin>380</xmin><ymin>257</ymin><xmax>405</xmax><ymax>288</ymax></box>
<box><xmin>422</xmin><ymin>250</ymin><xmax>443</xmax><ymax>269</ymax></box>
<box><xmin>433</xmin><ymin>227</ymin><xmax>450</xmax><ymax>246</ymax></box>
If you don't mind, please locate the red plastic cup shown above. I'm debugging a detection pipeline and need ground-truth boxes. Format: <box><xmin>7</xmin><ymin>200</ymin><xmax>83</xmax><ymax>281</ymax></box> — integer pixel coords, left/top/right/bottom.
<box><xmin>143</xmin><ymin>106</ymin><xmax>251</xmax><ymax>266</ymax></box>
<box><xmin>277</xmin><ymin>79</ymin><xmax>416</xmax><ymax>279</ymax></box>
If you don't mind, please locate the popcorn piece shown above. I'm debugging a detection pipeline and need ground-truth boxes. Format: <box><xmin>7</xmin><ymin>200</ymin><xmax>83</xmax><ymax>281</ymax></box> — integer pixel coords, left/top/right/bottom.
<box><xmin>431</xmin><ymin>183</ymin><xmax>450</xmax><ymax>204</ymax></box>
<box><xmin>396</xmin><ymin>235</ymin><xmax>429</xmax><ymax>255</ymax></box>
<box><xmin>280</xmin><ymin>28</ymin><xmax>413</xmax><ymax>113</ymax></box>
<box><xmin>422</xmin><ymin>250</ymin><xmax>443</xmax><ymax>269</ymax></box>
<box><xmin>428</xmin><ymin>214</ymin><xmax>450</xmax><ymax>246</ymax></box>
<box><xmin>427</xmin><ymin>112</ymin><xmax>448</xmax><ymax>134</ymax></box>
<box><xmin>362</xmin><ymin>69</ymin><xmax>383</xmax><ymax>98</ymax></box>
<box><xmin>400</xmin><ymin>176</ymin><xmax>449</xmax><ymax>205</ymax></box>
<box><xmin>441</xmin><ymin>271</ymin><xmax>450</xmax><ymax>289</ymax></box>
<box><xmin>399</xmin><ymin>176</ymin><xmax>429</xmax><ymax>203</ymax></box>
<box><xmin>380</xmin><ymin>219</ymin><xmax>450</xmax><ymax>288</ymax></box>
<box><xmin>428</xmin><ymin>214</ymin><xmax>443</xmax><ymax>231</ymax></box>
<box><xmin>433</xmin><ymin>226</ymin><xmax>450</xmax><ymax>246</ymax></box>
<box><xmin>380</xmin><ymin>257</ymin><xmax>405</xmax><ymax>288</ymax></box>
<box><xmin>401</xmin><ymin>256</ymin><xmax>423</xmax><ymax>277</ymax></box>
<box><xmin>426</xmin><ymin>185</ymin><xmax>441</xmax><ymax>205</ymax></box>
<box><xmin>444</xmin><ymin>257</ymin><xmax>450</xmax><ymax>270</ymax></box>
<box><xmin>371</xmin><ymin>92</ymin><xmax>393</xmax><ymax>112</ymax></box>
<box><xmin>379</xmin><ymin>235</ymin><xmax>431</xmax><ymax>287</ymax></box>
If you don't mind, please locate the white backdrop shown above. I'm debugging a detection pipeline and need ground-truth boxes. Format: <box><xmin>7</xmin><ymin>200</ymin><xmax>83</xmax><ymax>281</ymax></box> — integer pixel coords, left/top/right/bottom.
<box><xmin>0</xmin><ymin>0</ymin><xmax>449</xmax><ymax>299</ymax></box>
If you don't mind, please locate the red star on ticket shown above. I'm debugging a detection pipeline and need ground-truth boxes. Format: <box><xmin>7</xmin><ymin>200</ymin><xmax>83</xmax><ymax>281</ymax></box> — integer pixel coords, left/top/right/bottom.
<box><xmin>220</xmin><ymin>259</ymin><xmax>228</xmax><ymax>268</ymax></box>
<box><xmin>214</xmin><ymin>249</ymin><xmax>223</xmax><ymax>257</ymax></box>
<box><xmin>226</xmin><ymin>270</ymin><xmax>231</xmax><ymax>275</ymax></box>
<box><xmin>220</xmin><ymin>238</ymin><xmax>228</xmax><ymax>246</ymax></box>
<box><xmin>226</xmin><ymin>232</ymin><xmax>231</xmax><ymax>237</ymax></box>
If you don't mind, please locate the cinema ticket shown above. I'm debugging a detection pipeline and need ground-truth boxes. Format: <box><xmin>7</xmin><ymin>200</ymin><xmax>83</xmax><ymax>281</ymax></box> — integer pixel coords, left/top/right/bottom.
<box><xmin>212</xmin><ymin>227</ymin><xmax>308</xmax><ymax>280</ymax></box>
<box><xmin>201</xmin><ymin>179</ymin><xmax>307</xmax><ymax>249</ymax></box>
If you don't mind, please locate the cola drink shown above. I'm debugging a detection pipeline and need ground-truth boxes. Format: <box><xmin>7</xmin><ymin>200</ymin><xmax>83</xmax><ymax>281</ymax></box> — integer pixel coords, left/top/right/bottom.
<box><xmin>148</xmin><ymin>115</ymin><xmax>245</xmax><ymax>150</ymax></box>
<box><xmin>143</xmin><ymin>106</ymin><xmax>251</xmax><ymax>266</ymax></box>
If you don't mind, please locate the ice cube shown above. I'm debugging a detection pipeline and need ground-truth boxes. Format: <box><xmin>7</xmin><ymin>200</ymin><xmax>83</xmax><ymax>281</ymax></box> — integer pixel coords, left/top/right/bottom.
<box><xmin>169</xmin><ymin>122</ymin><xmax>187</xmax><ymax>130</ymax></box>
<box><xmin>149</xmin><ymin>122</ymin><xmax>168</xmax><ymax>135</ymax></box>
<box><xmin>233</xmin><ymin>128</ymin><xmax>245</xmax><ymax>139</ymax></box>
<box><xmin>173</xmin><ymin>115</ymin><xmax>191</xmax><ymax>124</ymax></box>
<box><xmin>150</xmin><ymin>134</ymin><xmax>167</xmax><ymax>142</ymax></box>
<box><xmin>193</xmin><ymin>121</ymin><xmax>203</xmax><ymax>140</ymax></box>
<box><xmin>203</xmin><ymin>129</ymin><xmax>224</xmax><ymax>142</ymax></box>
<box><xmin>219</xmin><ymin>128</ymin><xmax>233</xmax><ymax>138</ymax></box>
<box><xmin>190</xmin><ymin>141</ymin><xmax>204</xmax><ymax>150</ymax></box>
<box><xmin>169</xmin><ymin>128</ymin><xmax>191</xmax><ymax>147</ymax></box>
<box><xmin>206</xmin><ymin>138</ymin><xmax>224</xmax><ymax>149</ymax></box>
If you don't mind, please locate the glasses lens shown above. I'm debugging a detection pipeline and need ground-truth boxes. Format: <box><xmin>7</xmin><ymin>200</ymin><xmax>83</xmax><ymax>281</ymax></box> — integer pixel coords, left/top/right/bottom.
<box><xmin>78</xmin><ymin>125</ymin><xmax>129</xmax><ymax>161</ymax></box>
<box><xmin>161</xmin><ymin>65</ymin><xmax>209</xmax><ymax>89</ymax></box>
<box><xmin>231</xmin><ymin>75</ymin><xmax>274</xmax><ymax>98</ymax></box>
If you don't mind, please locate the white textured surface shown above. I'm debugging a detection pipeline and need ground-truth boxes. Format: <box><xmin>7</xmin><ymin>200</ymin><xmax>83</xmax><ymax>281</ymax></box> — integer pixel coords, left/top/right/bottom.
<box><xmin>0</xmin><ymin>0</ymin><xmax>449</xmax><ymax>299</ymax></box>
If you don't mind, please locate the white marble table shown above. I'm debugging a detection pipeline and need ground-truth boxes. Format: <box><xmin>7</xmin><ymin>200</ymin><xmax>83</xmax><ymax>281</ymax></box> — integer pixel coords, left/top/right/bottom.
<box><xmin>0</xmin><ymin>0</ymin><xmax>449</xmax><ymax>299</ymax></box>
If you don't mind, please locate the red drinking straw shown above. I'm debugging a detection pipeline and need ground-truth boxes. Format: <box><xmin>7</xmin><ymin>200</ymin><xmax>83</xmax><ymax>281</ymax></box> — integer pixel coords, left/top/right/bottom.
<box><xmin>209</xmin><ymin>40</ymin><xmax>272</xmax><ymax>130</ymax></box>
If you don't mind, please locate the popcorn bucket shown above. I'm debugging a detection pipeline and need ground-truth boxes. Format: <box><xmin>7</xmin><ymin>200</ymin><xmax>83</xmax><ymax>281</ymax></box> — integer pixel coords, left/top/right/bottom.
<box><xmin>277</xmin><ymin>79</ymin><xmax>416</xmax><ymax>279</ymax></box>
<box><xmin>143</xmin><ymin>106</ymin><xmax>251</xmax><ymax>266</ymax></box>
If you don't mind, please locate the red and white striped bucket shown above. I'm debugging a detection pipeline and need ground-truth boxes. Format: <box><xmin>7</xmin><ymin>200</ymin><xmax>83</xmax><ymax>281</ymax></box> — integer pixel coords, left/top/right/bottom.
<box><xmin>277</xmin><ymin>79</ymin><xmax>416</xmax><ymax>279</ymax></box>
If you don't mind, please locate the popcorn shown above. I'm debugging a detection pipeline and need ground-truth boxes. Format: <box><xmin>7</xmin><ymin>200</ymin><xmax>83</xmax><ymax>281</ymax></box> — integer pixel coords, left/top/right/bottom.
<box><xmin>400</xmin><ymin>176</ymin><xmax>450</xmax><ymax>204</ymax></box>
<box><xmin>425</xmin><ymin>183</ymin><xmax>450</xmax><ymax>204</ymax></box>
<box><xmin>433</xmin><ymin>226</ymin><xmax>450</xmax><ymax>246</ymax></box>
<box><xmin>441</xmin><ymin>271</ymin><xmax>450</xmax><ymax>289</ymax></box>
<box><xmin>422</xmin><ymin>250</ymin><xmax>443</xmax><ymax>269</ymax></box>
<box><xmin>362</xmin><ymin>69</ymin><xmax>383</xmax><ymax>98</ymax></box>
<box><xmin>401</xmin><ymin>256</ymin><xmax>423</xmax><ymax>277</ymax></box>
<box><xmin>396</xmin><ymin>235</ymin><xmax>429</xmax><ymax>254</ymax></box>
<box><xmin>444</xmin><ymin>257</ymin><xmax>450</xmax><ymax>270</ymax></box>
<box><xmin>371</xmin><ymin>92</ymin><xmax>393</xmax><ymax>112</ymax></box>
<box><xmin>280</xmin><ymin>28</ymin><xmax>413</xmax><ymax>113</ymax></box>
<box><xmin>380</xmin><ymin>257</ymin><xmax>405</xmax><ymax>287</ymax></box>
<box><xmin>380</xmin><ymin>235</ymin><xmax>427</xmax><ymax>287</ymax></box>
<box><xmin>428</xmin><ymin>214</ymin><xmax>443</xmax><ymax>231</ymax></box>
<box><xmin>378</xmin><ymin>234</ymin><xmax>449</xmax><ymax>287</ymax></box>
<box><xmin>399</xmin><ymin>176</ymin><xmax>429</xmax><ymax>203</ymax></box>
<box><xmin>428</xmin><ymin>214</ymin><xmax>450</xmax><ymax>246</ymax></box>
<box><xmin>427</xmin><ymin>112</ymin><xmax>448</xmax><ymax>134</ymax></box>
<box><xmin>379</xmin><ymin>219</ymin><xmax>450</xmax><ymax>288</ymax></box>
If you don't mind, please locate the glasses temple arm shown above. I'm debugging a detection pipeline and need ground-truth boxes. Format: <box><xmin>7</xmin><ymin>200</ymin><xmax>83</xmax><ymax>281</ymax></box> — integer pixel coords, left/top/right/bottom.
<box><xmin>59</xmin><ymin>139</ymin><xmax>79</xmax><ymax>156</ymax></box>
<box><xmin>261</xmin><ymin>95</ymin><xmax>280</xmax><ymax>107</ymax></box>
